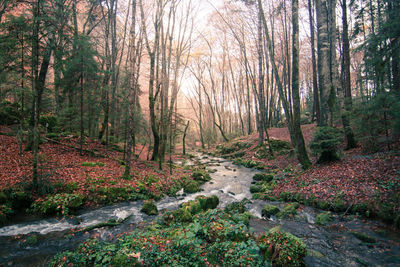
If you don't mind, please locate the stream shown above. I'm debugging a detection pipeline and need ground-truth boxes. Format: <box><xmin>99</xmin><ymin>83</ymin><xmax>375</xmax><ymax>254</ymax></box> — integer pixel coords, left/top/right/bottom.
<box><xmin>0</xmin><ymin>154</ymin><xmax>399</xmax><ymax>266</ymax></box>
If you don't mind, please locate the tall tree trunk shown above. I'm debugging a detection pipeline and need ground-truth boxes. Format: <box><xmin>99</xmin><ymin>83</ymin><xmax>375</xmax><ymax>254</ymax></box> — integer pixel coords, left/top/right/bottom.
<box><xmin>292</xmin><ymin>0</ymin><xmax>312</xmax><ymax>169</ymax></box>
<box><xmin>316</xmin><ymin>0</ymin><xmax>331</xmax><ymax>126</ymax></box>
<box><xmin>341</xmin><ymin>0</ymin><xmax>357</xmax><ymax>149</ymax></box>
<box><xmin>257</xmin><ymin>8</ymin><xmax>265</xmax><ymax>145</ymax></box>
<box><xmin>308</xmin><ymin>0</ymin><xmax>320</xmax><ymax>125</ymax></box>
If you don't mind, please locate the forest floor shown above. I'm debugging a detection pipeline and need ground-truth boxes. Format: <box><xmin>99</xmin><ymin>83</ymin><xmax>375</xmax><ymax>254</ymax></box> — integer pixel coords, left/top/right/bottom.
<box><xmin>0</xmin><ymin>125</ymin><xmax>191</xmax><ymax>223</ymax></box>
<box><xmin>209</xmin><ymin>124</ymin><xmax>400</xmax><ymax>225</ymax></box>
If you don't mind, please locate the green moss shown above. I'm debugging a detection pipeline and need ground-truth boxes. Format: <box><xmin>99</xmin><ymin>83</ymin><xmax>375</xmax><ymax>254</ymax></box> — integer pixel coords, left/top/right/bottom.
<box><xmin>253</xmin><ymin>173</ymin><xmax>274</xmax><ymax>182</ymax></box>
<box><xmin>277</xmin><ymin>203</ymin><xmax>299</xmax><ymax>219</ymax></box>
<box><xmin>198</xmin><ymin>195</ymin><xmax>219</xmax><ymax>210</ymax></box>
<box><xmin>262</xmin><ymin>204</ymin><xmax>280</xmax><ymax>218</ymax></box>
<box><xmin>351</xmin><ymin>232</ymin><xmax>376</xmax><ymax>243</ymax></box>
<box><xmin>191</xmin><ymin>170</ymin><xmax>211</xmax><ymax>182</ymax></box>
<box><xmin>250</xmin><ymin>185</ymin><xmax>262</xmax><ymax>193</ymax></box>
<box><xmin>184</xmin><ymin>180</ymin><xmax>200</xmax><ymax>193</ymax></box>
<box><xmin>81</xmin><ymin>162</ymin><xmax>105</xmax><ymax>167</ymax></box>
<box><xmin>141</xmin><ymin>200</ymin><xmax>158</xmax><ymax>215</ymax></box>
<box><xmin>315</xmin><ymin>212</ymin><xmax>332</xmax><ymax>226</ymax></box>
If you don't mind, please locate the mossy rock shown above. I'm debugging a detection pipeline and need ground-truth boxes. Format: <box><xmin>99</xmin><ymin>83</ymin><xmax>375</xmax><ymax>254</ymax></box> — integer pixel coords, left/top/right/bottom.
<box><xmin>315</xmin><ymin>212</ymin><xmax>332</xmax><ymax>226</ymax></box>
<box><xmin>25</xmin><ymin>235</ymin><xmax>38</xmax><ymax>246</ymax></box>
<box><xmin>141</xmin><ymin>200</ymin><xmax>158</xmax><ymax>215</ymax></box>
<box><xmin>184</xmin><ymin>180</ymin><xmax>201</xmax><ymax>193</ymax></box>
<box><xmin>351</xmin><ymin>232</ymin><xmax>376</xmax><ymax>243</ymax></box>
<box><xmin>182</xmin><ymin>200</ymin><xmax>202</xmax><ymax>215</ymax></box>
<box><xmin>253</xmin><ymin>173</ymin><xmax>274</xmax><ymax>182</ymax></box>
<box><xmin>262</xmin><ymin>204</ymin><xmax>280</xmax><ymax>218</ymax></box>
<box><xmin>191</xmin><ymin>171</ymin><xmax>211</xmax><ymax>182</ymax></box>
<box><xmin>174</xmin><ymin>208</ymin><xmax>192</xmax><ymax>223</ymax></box>
<box><xmin>277</xmin><ymin>203</ymin><xmax>299</xmax><ymax>219</ymax></box>
<box><xmin>198</xmin><ymin>195</ymin><xmax>219</xmax><ymax>210</ymax></box>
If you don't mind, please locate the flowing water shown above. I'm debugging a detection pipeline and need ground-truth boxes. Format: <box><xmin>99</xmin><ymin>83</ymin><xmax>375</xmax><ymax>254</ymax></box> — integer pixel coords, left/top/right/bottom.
<box><xmin>0</xmin><ymin>154</ymin><xmax>399</xmax><ymax>266</ymax></box>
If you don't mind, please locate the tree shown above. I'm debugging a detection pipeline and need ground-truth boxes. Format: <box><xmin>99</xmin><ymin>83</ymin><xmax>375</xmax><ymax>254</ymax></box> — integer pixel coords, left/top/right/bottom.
<box><xmin>291</xmin><ymin>0</ymin><xmax>312</xmax><ymax>169</ymax></box>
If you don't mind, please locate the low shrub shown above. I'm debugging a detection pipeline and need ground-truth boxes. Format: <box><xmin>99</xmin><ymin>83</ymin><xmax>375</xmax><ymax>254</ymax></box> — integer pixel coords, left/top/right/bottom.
<box><xmin>310</xmin><ymin>126</ymin><xmax>343</xmax><ymax>163</ymax></box>
<box><xmin>258</xmin><ymin>230</ymin><xmax>307</xmax><ymax>267</ymax></box>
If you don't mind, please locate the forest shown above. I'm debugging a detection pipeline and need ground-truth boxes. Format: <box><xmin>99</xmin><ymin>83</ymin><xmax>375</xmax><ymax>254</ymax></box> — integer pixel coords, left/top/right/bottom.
<box><xmin>0</xmin><ymin>0</ymin><xmax>399</xmax><ymax>266</ymax></box>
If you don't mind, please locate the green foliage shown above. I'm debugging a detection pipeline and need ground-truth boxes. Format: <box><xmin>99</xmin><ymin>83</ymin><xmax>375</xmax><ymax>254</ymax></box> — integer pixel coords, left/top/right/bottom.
<box><xmin>140</xmin><ymin>200</ymin><xmax>158</xmax><ymax>215</ymax></box>
<box><xmin>50</xmin><ymin>199</ymin><xmax>308</xmax><ymax>267</ymax></box>
<box><xmin>197</xmin><ymin>195</ymin><xmax>219</xmax><ymax>210</ymax></box>
<box><xmin>30</xmin><ymin>193</ymin><xmax>84</xmax><ymax>216</ymax></box>
<box><xmin>81</xmin><ymin>162</ymin><xmax>105</xmax><ymax>167</ymax></box>
<box><xmin>262</xmin><ymin>204</ymin><xmax>280</xmax><ymax>218</ymax></box>
<box><xmin>0</xmin><ymin>203</ymin><xmax>13</xmax><ymax>225</ymax></box>
<box><xmin>258</xmin><ymin>230</ymin><xmax>307</xmax><ymax>267</ymax></box>
<box><xmin>0</xmin><ymin>100</ymin><xmax>20</xmax><ymax>125</ymax></box>
<box><xmin>88</xmin><ymin>185</ymin><xmax>144</xmax><ymax>204</ymax></box>
<box><xmin>191</xmin><ymin>170</ymin><xmax>211</xmax><ymax>183</ymax></box>
<box><xmin>2</xmin><ymin>187</ymin><xmax>32</xmax><ymax>209</ymax></box>
<box><xmin>184</xmin><ymin>180</ymin><xmax>200</xmax><ymax>193</ymax></box>
<box><xmin>277</xmin><ymin>203</ymin><xmax>300</xmax><ymax>219</ymax></box>
<box><xmin>40</xmin><ymin>115</ymin><xmax>58</xmax><ymax>132</ymax></box>
<box><xmin>315</xmin><ymin>212</ymin><xmax>333</xmax><ymax>226</ymax></box>
<box><xmin>46</xmin><ymin>132</ymin><xmax>59</xmax><ymax>141</ymax></box>
<box><xmin>269</xmin><ymin>139</ymin><xmax>292</xmax><ymax>151</ymax></box>
<box><xmin>353</xmin><ymin>93</ymin><xmax>399</xmax><ymax>152</ymax></box>
<box><xmin>332</xmin><ymin>196</ymin><xmax>347</xmax><ymax>212</ymax></box>
<box><xmin>253</xmin><ymin>173</ymin><xmax>274</xmax><ymax>182</ymax></box>
<box><xmin>54</xmin><ymin>181</ymin><xmax>78</xmax><ymax>194</ymax></box>
<box><xmin>310</xmin><ymin>126</ymin><xmax>343</xmax><ymax>163</ymax></box>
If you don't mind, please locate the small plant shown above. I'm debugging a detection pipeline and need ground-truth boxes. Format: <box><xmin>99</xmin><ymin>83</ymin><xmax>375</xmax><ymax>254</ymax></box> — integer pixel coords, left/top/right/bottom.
<box><xmin>310</xmin><ymin>126</ymin><xmax>343</xmax><ymax>163</ymax></box>
<box><xmin>81</xmin><ymin>162</ymin><xmax>105</xmax><ymax>167</ymax></box>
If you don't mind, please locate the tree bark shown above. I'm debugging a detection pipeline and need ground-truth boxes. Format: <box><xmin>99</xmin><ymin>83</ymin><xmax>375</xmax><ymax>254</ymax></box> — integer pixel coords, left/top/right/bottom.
<box><xmin>292</xmin><ymin>0</ymin><xmax>312</xmax><ymax>169</ymax></box>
